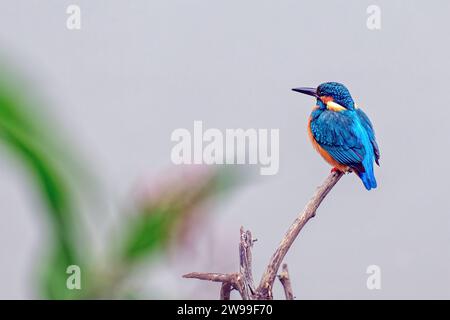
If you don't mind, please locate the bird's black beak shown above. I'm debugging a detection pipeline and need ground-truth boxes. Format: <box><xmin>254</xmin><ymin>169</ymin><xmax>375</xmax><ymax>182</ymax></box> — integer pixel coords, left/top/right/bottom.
<box><xmin>292</xmin><ymin>87</ymin><xmax>318</xmax><ymax>98</ymax></box>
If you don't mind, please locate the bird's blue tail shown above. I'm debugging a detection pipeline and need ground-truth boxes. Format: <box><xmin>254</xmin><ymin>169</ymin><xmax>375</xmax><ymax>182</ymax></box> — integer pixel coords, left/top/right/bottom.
<box><xmin>357</xmin><ymin>164</ymin><xmax>377</xmax><ymax>191</ymax></box>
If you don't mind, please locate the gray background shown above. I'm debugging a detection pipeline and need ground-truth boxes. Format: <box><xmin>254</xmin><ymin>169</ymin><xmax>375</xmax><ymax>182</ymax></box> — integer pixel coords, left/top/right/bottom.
<box><xmin>0</xmin><ymin>0</ymin><xmax>449</xmax><ymax>299</ymax></box>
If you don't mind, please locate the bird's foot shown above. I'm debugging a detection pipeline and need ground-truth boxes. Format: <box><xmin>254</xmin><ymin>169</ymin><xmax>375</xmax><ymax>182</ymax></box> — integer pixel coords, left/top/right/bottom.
<box><xmin>331</xmin><ymin>167</ymin><xmax>342</xmax><ymax>173</ymax></box>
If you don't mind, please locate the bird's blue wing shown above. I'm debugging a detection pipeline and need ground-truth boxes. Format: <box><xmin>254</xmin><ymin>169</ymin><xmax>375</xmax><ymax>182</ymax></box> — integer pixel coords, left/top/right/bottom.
<box><xmin>310</xmin><ymin>110</ymin><xmax>366</xmax><ymax>172</ymax></box>
<box><xmin>356</xmin><ymin>108</ymin><xmax>380</xmax><ymax>165</ymax></box>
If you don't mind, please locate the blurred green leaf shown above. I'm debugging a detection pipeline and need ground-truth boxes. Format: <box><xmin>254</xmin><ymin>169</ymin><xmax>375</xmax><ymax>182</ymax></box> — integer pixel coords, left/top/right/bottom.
<box><xmin>122</xmin><ymin>207</ymin><xmax>173</xmax><ymax>261</ymax></box>
<box><xmin>0</xmin><ymin>64</ymin><xmax>239</xmax><ymax>299</ymax></box>
<box><xmin>0</xmin><ymin>71</ymin><xmax>88</xmax><ymax>299</ymax></box>
<box><xmin>0</xmin><ymin>120</ymin><xmax>71</xmax><ymax>224</ymax></box>
<box><xmin>120</xmin><ymin>167</ymin><xmax>237</xmax><ymax>263</ymax></box>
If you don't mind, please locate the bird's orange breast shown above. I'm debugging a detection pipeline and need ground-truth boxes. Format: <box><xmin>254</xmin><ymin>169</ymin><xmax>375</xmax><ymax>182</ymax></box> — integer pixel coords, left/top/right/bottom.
<box><xmin>307</xmin><ymin>115</ymin><xmax>349</xmax><ymax>172</ymax></box>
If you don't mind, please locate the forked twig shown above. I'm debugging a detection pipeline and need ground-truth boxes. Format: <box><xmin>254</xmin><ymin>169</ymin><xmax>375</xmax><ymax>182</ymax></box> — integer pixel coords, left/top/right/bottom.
<box><xmin>183</xmin><ymin>170</ymin><xmax>344</xmax><ymax>300</ymax></box>
<box><xmin>278</xmin><ymin>263</ymin><xmax>294</xmax><ymax>300</ymax></box>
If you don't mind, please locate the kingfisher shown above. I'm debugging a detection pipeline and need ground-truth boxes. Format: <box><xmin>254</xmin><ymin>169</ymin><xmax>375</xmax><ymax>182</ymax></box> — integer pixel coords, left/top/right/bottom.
<box><xmin>292</xmin><ymin>82</ymin><xmax>380</xmax><ymax>190</ymax></box>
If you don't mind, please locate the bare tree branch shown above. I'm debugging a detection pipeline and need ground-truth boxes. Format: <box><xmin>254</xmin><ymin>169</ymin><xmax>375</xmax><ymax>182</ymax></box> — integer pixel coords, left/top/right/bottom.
<box><xmin>220</xmin><ymin>282</ymin><xmax>232</xmax><ymax>300</ymax></box>
<box><xmin>256</xmin><ymin>170</ymin><xmax>343</xmax><ymax>299</ymax></box>
<box><xmin>183</xmin><ymin>272</ymin><xmax>234</xmax><ymax>283</ymax></box>
<box><xmin>239</xmin><ymin>227</ymin><xmax>255</xmax><ymax>298</ymax></box>
<box><xmin>183</xmin><ymin>272</ymin><xmax>243</xmax><ymax>299</ymax></box>
<box><xmin>278</xmin><ymin>263</ymin><xmax>294</xmax><ymax>300</ymax></box>
<box><xmin>183</xmin><ymin>170</ymin><xmax>344</xmax><ymax>300</ymax></box>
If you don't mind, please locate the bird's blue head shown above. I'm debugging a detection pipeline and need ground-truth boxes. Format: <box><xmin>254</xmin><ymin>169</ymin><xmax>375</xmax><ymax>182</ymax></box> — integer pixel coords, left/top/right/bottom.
<box><xmin>292</xmin><ymin>82</ymin><xmax>356</xmax><ymax>111</ymax></box>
